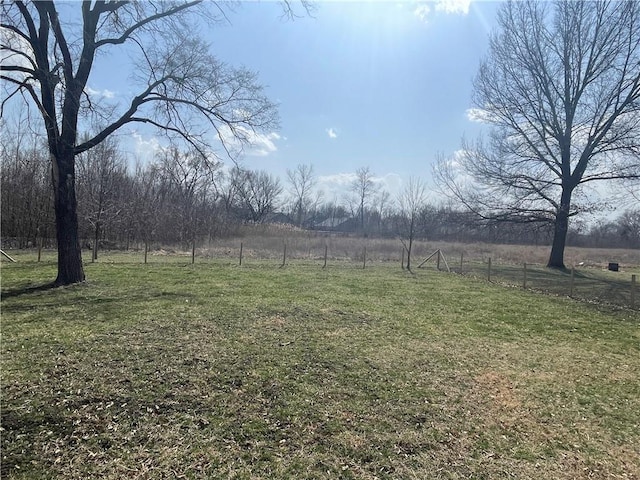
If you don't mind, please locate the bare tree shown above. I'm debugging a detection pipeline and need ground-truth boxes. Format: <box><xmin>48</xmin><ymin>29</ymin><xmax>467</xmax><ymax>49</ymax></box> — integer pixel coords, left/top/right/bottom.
<box><xmin>616</xmin><ymin>209</ymin><xmax>640</xmax><ymax>248</ymax></box>
<box><xmin>129</xmin><ymin>161</ymin><xmax>165</xmax><ymax>251</ymax></box>
<box><xmin>351</xmin><ymin>167</ymin><xmax>379</xmax><ymax>235</ymax></box>
<box><xmin>435</xmin><ymin>0</ymin><xmax>640</xmax><ymax>269</ymax></box>
<box><xmin>213</xmin><ymin>167</ymin><xmax>244</xmax><ymax>235</ymax></box>
<box><xmin>156</xmin><ymin>147</ymin><xmax>219</xmax><ymax>248</ymax></box>
<box><xmin>76</xmin><ymin>137</ymin><xmax>126</xmax><ymax>260</ymax></box>
<box><xmin>232</xmin><ymin>167</ymin><xmax>283</xmax><ymax>223</ymax></box>
<box><xmin>372</xmin><ymin>189</ymin><xmax>391</xmax><ymax>235</ymax></box>
<box><xmin>1</xmin><ymin>1</ymin><xmax>282</xmax><ymax>284</ymax></box>
<box><xmin>396</xmin><ymin>177</ymin><xmax>428</xmax><ymax>271</ymax></box>
<box><xmin>0</xmin><ymin>116</ymin><xmax>53</xmax><ymax>248</ymax></box>
<box><xmin>286</xmin><ymin>163</ymin><xmax>318</xmax><ymax>227</ymax></box>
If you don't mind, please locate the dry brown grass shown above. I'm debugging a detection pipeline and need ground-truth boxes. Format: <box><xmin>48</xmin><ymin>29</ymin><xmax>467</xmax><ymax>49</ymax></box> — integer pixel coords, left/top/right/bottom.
<box><xmin>199</xmin><ymin>225</ymin><xmax>640</xmax><ymax>269</ymax></box>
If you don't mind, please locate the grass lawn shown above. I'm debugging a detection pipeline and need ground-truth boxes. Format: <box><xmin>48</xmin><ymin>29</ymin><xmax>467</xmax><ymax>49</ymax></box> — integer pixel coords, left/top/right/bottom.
<box><xmin>1</xmin><ymin>254</ymin><xmax>639</xmax><ymax>479</ymax></box>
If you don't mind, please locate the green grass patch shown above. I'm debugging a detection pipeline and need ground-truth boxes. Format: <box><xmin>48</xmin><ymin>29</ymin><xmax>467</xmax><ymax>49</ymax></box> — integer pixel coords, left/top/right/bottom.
<box><xmin>2</xmin><ymin>255</ymin><xmax>639</xmax><ymax>479</ymax></box>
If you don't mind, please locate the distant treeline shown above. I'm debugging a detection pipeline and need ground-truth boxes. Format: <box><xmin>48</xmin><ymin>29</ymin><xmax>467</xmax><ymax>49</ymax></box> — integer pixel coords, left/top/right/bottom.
<box><xmin>2</xmin><ymin>138</ymin><xmax>638</xmax><ymax>251</ymax></box>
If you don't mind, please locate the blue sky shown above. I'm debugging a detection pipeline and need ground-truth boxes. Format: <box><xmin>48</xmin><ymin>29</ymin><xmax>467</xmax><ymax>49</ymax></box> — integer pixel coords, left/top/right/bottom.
<box><xmin>187</xmin><ymin>0</ymin><xmax>501</xmax><ymax>199</ymax></box>
<box><xmin>7</xmin><ymin>1</ymin><xmax>501</xmax><ymax>202</ymax></box>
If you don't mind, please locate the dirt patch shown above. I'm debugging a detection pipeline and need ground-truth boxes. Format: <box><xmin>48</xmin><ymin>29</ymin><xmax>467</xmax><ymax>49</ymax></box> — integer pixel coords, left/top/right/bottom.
<box><xmin>255</xmin><ymin>314</ymin><xmax>287</xmax><ymax>327</ymax></box>
<box><xmin>474</xmin><ymin>370</ymin><xmax>522</xmax><ymax>410</ymax></box>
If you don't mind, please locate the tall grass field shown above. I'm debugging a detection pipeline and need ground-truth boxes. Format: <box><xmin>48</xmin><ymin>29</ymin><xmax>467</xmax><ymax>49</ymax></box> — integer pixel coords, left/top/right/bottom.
<box><xmin>1</xmin><ymin>252</ymin><xmax>639</xmax><ymax>479</ymax></box>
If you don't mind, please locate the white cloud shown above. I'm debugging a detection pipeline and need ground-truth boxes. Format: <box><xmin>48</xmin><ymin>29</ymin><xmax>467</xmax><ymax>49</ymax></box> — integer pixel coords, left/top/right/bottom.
<box><xmin>316</xmin><ymin>173</ymin><xmax>355</xmax><ymax>204</ymax></box>
<box><xmin>435</xmin><ymin>0</ymin><xmax>471</xmax><ymax>15</ymax></box>
<box><xmin>377</xmin><ymin>173</ymin><xmax>403</xmax><ymax>197</ymax></box>
<box><xmin>246</xmin><ymin>131</ymin><xmax>281</xmax><ymax>157</ymax></box>
<box><xmin>124</xmin><ymin>125</ymin><xmax>281</xmax><ymax>166</ymax></box>
<box><xmin>326</xmin><ymin>127</ymin><xmax>338</xmax><ymax>139</ymax></box>
<box><xmin>319</xmin><ymin>172</ymin><xmax>357</xmax><ymax>187</ymax></box>
<box><xmin>450</xmin><ymin>148</ymin><xmax>469</xmax><ymax>167</ymax></box>
<box><xmin>317</xmin><ymin>171</ymin><xmax>404</xmax><ymax>202</ymax></box>
<box><xmin>434</xmin><ymin>149</ymin><xmax>476</xmax><ymax>190</ymax></box>
<box><xmin>437</xmin><ymin>149</ymin><xmax>472</xmax><ymax>178</ymax></box>
<box><xmin>85</xmin><ymin>86</ymin><xmax>116</xmax><ymax>99</ymax></box>
<box><xmin>413</xmin><ymin>4</ymin><xmax>432</xmax><ymax>22</ymax></box>
<box><xmin>131</xmin><ymin>131</ymin><xmax>162</xmax><ymax>153</ymax></box>
<box><xmin>125</xmin><ymin>130</ymin><xmax>164</xmax><ymax>165</ymax></box>
<box><xmin>218</xmin><ymin>124</ymin><xmax>281</xmax><ymax>157</ymax></box>
<box><xmin>466</xmin><ymin>107</ymin><xmax>495</xmax><ymax>123</ymax></box>
<box><xmin>414</xmin><ymin>0</ymin><xmax>471</xmax><ymax>23</ymax></box>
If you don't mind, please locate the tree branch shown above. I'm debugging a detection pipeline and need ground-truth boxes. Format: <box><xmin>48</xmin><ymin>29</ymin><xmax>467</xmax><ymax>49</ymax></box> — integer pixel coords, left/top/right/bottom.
<box><xmin>93</xmin><ymin>1</ymin><xmax>202</xmax><ymax>48</ymax></box>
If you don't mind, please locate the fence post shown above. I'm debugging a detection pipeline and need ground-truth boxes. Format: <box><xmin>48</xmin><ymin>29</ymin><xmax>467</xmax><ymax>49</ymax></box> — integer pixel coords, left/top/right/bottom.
<box><xmin>363</xmin><ymin>247</ymin><xmax>367</xmax><ymax>269</ymax></box>
<box><xmin>281</xmin><ymin>243</ymin><xmax>287</xmax><ymax>268</ymax></box>
<box><xmin>401</xmin><ymin>248</ymin><xmax>405</xmax><ymax>270</ymax></box>
<box><xmin>436</xmin><ymin>250</ymin><xmax>441</xmax><ymax>271</ymax></box>
<box><xmin>144</xmin><ymin>241</ymin><xmax>149</xmax><ymax>264</ymax></box>
<box><xmin>523</xmin><ymin>263</ymin><xmax>527</xmax><ymax>289</ymax></box>
<box><xmin>191</xmin><ymin>239</ymin><xmax>196</xmax><ymax>264</ymax></box>
<box><xmin>460</xmin><ymin>252</ymin><xmax>464</xmax><ymax>275</ymax></box>
<box><xmin>239</xmin><ymin>242</ymin><xmax>243</xmax><ymax>266</ymax></box>
<box><xmin>323</xmin><ymin>245</ymin><xmax>328</xmax><ymax>269</ymax></box>
<box><xmin>487</xmin><ymin>257</ymin><xmax>492</xmax><ymax>282</ymax></box>
<box><xmin>632</xmin><ymin>274</ymin><xmax>637</xmax><ymax>308</ymax></box>
<box><xmin>570</xmin><ymin>266</ymin><xmax>575</xmax><ymax>297</ymax></box>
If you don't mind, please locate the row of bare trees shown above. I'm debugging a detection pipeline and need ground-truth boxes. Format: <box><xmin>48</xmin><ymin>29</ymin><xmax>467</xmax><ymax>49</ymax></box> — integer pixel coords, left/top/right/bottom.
<box><xmin>0</xmin><ymin>138</ymin><xmax>281</xmax><ymax>253</ymax></box>
<box><xmin>3</xmin><ymin>133</ymin><xmax>638</xmax><ymax>261</ymax></box>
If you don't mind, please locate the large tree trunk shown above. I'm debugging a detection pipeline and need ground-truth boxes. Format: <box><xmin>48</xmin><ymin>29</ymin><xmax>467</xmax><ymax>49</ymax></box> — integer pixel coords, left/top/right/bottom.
<box><xmin>547</xmin><ymin>189</ymin><xmax>572</xmax><ymax>270</ymax></box>
<box><xmin>53</xmin><ymin>152</ymin><xmax>85</xmax><ymax>285</ymax></box>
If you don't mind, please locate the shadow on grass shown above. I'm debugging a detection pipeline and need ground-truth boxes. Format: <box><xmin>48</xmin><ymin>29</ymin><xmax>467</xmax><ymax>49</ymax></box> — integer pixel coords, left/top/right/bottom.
<box><xmin>0</xmin><ymin>282</ymin><xmax>58</xmax><ymax>301</ymax></box>
<box><xmin>1</xmin><ymin>406</ymin><xmax>76</xmax><ymax>478</ymax></box>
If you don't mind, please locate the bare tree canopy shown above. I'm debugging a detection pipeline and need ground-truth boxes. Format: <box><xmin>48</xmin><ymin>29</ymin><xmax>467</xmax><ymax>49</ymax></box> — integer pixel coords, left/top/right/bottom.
<box><xmin>351</xmin><ymin>166</ymin><xmax>379</xmax><ymax>235</ymax></box>
<box><xmin>435</xmin><ymin>0</ymin><xmax>640</xmax><ymax>269</ymax></box>
<box><xmin>231</xmin><ymin>167</ymin><xmax>282</xmax><ymax>223</ymax></box>
<box><xmin>76</xmin><ymin>136</ymin><xmax>127</xmax><ymax>261</ymax></box>
<box><xmin>286</xmin><ymin>163</ymin><xmax>318</xmax><ymax>227</ymax></box>
<box><xmin>396</xmin><ymin>177</ymin><xmax>428</xmax><ymax>271</ymax></box>
<box><xmin>1</xmin><ymin>0</ymin><xmax>283</xmax><ymax>284</ymax></box>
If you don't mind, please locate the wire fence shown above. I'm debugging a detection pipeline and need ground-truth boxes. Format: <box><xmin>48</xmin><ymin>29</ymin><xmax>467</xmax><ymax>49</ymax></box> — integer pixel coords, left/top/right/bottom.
<box><xmin>154</xmin><ymin>241</ymin><xmax>640</xmax><ymax>310</ymax></box>
<box><xmin>453</xmin><ymin>257</ymin><xmax>638</xmax><ymax>311</ymax></box>
<box><xmin>3</xmin><ymin>240</ymin><xmax>639</xmax><ymax>311</ymax></box>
